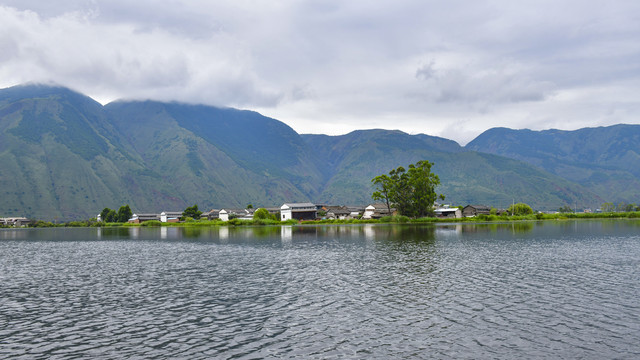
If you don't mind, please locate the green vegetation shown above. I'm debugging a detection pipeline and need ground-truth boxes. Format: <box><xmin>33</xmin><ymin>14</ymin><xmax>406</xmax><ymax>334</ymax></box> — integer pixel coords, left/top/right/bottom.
<box><xmin>99</xmin><ymin>205</ymin><xmax>132</xmax><ymax>223</ymax></box>
<box><xmin>253</xmin><ymin>208</ymin><xmax>276</xmax><ymax>221</ymax></box>
<box><xmin>16</xmin><ymin>209</ymin><xmax>640</xmax><ymax>229</ymax></box>
<box><xmin>182</xmin><ymin>204</ymin><xmax>202</xmax><ymax>219</ymax></box>
<box><xmin>101</xmin><ymin>208</ymin><xmax>117</xmax><ymax>222</ymax></box>
<box><xmin>117</xmin><ymin>205</ymin><xmax>133</xmax><ymax>223</ymax></box>
<box><xmin>558</xmin><ymin>205</ymin><xmax>573</xmax><ymax>213</ymax></box>
<box><xmin>507</xmin><ymin>202</ymin><xmax>533</xmax><ymax>216</ymax></box>
<box><xmin>372</xmin><ymin>160</ymin><xmax>445</xmax><ymax>218</ymax></box>
<box><xmin>466</xmin><ymin>125</ymin><xmax>640</xmax><ymax>206</ymax></box>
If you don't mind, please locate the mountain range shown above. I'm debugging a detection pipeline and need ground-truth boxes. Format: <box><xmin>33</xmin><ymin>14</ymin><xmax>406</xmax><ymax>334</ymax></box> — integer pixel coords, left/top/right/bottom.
<box><xmin>0</xmin><ymin>84</ymin><xmax>636</xmax><ymax>220</ymax></box>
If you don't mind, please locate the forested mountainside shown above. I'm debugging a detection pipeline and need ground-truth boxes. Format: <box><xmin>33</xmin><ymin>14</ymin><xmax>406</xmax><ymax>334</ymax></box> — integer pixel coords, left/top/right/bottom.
<box><xmin>0</xmin><ymin>84</ymin><xmax>610</xmax><ymax>219</ymax></box>
<box><xmin>466</xmin><ymin>125</ymin><xmax>640</xmax><ymax>203</ymax></box>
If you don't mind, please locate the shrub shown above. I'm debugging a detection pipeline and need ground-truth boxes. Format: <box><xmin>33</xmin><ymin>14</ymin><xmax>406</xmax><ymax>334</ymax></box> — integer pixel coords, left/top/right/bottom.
<box><xmin>253</xmin><ymin>208</ymin><xmax>271</xmax><ymax>220</ymax></box>
<box><xmin>141</xmin><ymin>220</ymin><xmax>162</xmax><ymax>227</ymax></box>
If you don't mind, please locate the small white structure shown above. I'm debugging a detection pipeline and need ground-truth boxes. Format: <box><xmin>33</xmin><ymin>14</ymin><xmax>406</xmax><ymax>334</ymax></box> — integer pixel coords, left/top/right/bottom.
<box><xmin>362</xmin><ymin>205</ymin><xmax>376</xmax><ymax>219</ymax></box>
<box><xmin>160</xmin><ymin>211</ymin><xmax>183</xmax><ymax>223</ymax></box>
<box><xmin>219</xmin><ymin>209</ymin><xmax>229</xmax><ymax>222</ymax></box>
<box><xmin>434</xmin><ymin>207</ymin><xmax>462</xmax><ymax>218</ymax></box>
<box><xmin>280</xmin><ymin>203</ymin><xmax>317</xmax><ymax>221</ymax></box>
<box><xmin>362</xmin><ymin>204</ymin><xmax>394</xmax><ymax>219</ymax></box>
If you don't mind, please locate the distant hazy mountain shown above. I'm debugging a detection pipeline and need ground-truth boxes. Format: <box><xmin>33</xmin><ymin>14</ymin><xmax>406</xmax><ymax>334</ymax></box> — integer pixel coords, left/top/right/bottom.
<box><xmin>466</xmin><ymin>125</ymin><xmax>640</xmax><ymax>203</ymax></box>
<box><xmin>0</xmin><ymin>84</ymin><xmax>608</xmax><ymax>219</ymax></box>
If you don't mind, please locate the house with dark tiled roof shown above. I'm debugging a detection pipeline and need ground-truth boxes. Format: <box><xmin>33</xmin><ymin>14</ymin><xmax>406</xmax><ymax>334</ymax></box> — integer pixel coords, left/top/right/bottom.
<box><xmin>324</xmin><ymin>205</ymin><xmax>352</xmax><ymax>220</ymax></box>
<box><xmin>462</xmin><ymin>205</ymin><xmax>491</xmax><ymax>217</ymax></box>
<box><xmin>362</xmin><ymin>204</ymin><xmax>396</xmax><ymax>219</ymax></box>
<box><xmin>128</xmin><ymin>213</ymin><xmax>160</xmax><ymax>223</ymax></box>
<box><xmin>434</xmin><ymin>206</ymin><xmax>462</xmax><ymax>218</ymax></box>
<box><xmin>281</xmin><ymin>203</ymin><xmax>317</xmax><ymax>221</ymax></box>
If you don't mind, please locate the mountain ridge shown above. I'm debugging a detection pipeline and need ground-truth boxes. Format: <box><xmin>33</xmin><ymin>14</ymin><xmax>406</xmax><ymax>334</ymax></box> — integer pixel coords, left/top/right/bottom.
<box><xmin>0</xmin><ymin>84</ymin><xmax>632</xmax><ymax>220</ymax></box>
<box><xmin>466</xmin><ymin>125</ymin><xmax>640</xmax><ymax>203</ymax></box>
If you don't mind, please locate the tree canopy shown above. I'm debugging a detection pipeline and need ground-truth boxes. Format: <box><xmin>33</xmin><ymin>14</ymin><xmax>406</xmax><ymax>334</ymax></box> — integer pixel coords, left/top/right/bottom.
<box><xmin>371</xmin><ymin>160</ymin><xmax>445</xmax><ymax>218</ymax></box>
<box><xmin>253</xmin><ymin>208</ymin><xmax>271</xmax><ymax>220</ymax></box>
<box><xmin>117</xmin><ymin>205</ymin><xmax>132</xmax><ymax>223</ymax></box>
<box><xmin>508</xmin><ymin>202</ymin><xmax>533</xmax><ymax>215</ymax></box>
<box><xmin>100</xmin><ymin>205</ymin><xmax>131</xmax><ymax>223</ymax></box>
<box><xmin>182</xmin><ymin>204</ymin><xmax>202</xmax><ymax>219</ymax></box>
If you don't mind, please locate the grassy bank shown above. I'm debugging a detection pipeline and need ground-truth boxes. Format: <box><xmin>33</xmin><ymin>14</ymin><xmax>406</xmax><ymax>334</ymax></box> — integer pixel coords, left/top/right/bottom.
<box><xmin>19</xmin><ymin>211</ymin><xmax>640</xmax><ymax>228</ymax></box>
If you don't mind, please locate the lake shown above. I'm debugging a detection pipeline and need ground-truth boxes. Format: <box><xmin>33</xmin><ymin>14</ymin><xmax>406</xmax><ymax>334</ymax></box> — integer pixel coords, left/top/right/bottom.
<box><xmin>1</xmin><ymin>221</ymin><xmax>639</xmax><ymax>359</ymax></box>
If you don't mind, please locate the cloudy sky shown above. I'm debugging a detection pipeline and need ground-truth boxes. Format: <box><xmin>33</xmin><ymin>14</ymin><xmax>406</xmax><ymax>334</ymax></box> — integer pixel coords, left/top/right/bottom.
<box><xmin>1</xmin><ymin>1</ymin><xmax>639</xmax><ymax>144</ymax></box>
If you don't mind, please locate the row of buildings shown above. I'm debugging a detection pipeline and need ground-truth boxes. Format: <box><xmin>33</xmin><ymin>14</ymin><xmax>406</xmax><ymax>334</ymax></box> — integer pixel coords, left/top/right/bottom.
<box><xmin>0</xmin><ymin>217</ymin><xmax>31</xmax><ymax>227</ymax></box>
<box><xmin>115</xmin><ymin>203</ymin><xmax>502</xmax><ymax>224</ymax></box>
<box><xmin>1</xmin><ymin>204</ymin><xmax>501</xmax><ymax>227</ymax></box>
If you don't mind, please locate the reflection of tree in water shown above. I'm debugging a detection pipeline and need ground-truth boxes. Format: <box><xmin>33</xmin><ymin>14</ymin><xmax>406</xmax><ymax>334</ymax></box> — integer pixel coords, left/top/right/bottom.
<box><xmin>181</xmin><ymin>227</ymin><xmax>205</xmax><ymax>238</ymax></box>
<box><xmin>374</xmin><ymin>225</ymin><xmax>439</xmax><ymax>277</ymax></box>
<box><xmin>461</xmin><ymin>222</ymin><xmax>534</xmax><ymax>234</ymax></box>
<box><xmin>378</xmin><ymin>225</ymin><xmax>436</xmax><ymax>245</ymax></box>
<box><xmin>100</xmin><ymin>227</ymin><xmax>132</xmax><ymax>238</ymax></box>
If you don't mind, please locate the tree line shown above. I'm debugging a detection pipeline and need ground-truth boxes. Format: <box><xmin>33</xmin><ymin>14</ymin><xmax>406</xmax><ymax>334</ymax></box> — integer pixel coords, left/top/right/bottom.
<box><xmin>100</xmin><ymin>205</ymin><xmax>132</xmax><ymax>223</ymax></box>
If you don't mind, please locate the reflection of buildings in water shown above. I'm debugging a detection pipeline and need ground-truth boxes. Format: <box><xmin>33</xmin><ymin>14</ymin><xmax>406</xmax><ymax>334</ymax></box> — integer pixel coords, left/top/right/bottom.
<box><xmin>281</xmin><ymin>226</ymin><xmax>292</xmax><ymax>243</ymax></box>
<box><xmin>325</xmin><ymin>226</ymin><xmax>338</xmax><ymax>238</ymax></box>
<box><xmin>219</xmin><ymin>226</ymin><xmax>229</xmax><ymax>242</ymax></box>
<box><xmin>160</xmin><ymin>227</ymin><xmax>180</xmax><ymax>240</ymax></box>
<box><xmin>239</xmin><ymin>228</ymin><xmax>253</xmax><ymax>238</ymax></box>
<box><xmin>129</xmin><ymin>227</ymin><xmax>140</xmax><ymax>239</ymax></box>
<box><xmin>350</xmin><ymin>226</ymin><xmax>360</xmax><ymax>237</ymax></box>
<box><xmin>435</xmin><ymin>224</ymin><xmax>462</xmax><ymax>238</ymax></box>
<box><xmin>363</xmin><ymin>224</ymin><xmax>375</xmax><ymax>242</ymax></box>
<box><xmin>0</xmin><ymin>229</ymin><xmax>29</xmax><ymax>240</ymax></box>
<box><xmin>96</xmin><ymin>227</ymin><xmax>102</xmax><ymax>239</ymax></box>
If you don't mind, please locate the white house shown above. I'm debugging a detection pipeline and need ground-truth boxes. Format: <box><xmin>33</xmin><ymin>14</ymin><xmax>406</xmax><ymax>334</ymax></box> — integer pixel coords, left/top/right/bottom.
<box><xmin>219</xmin><ymin>209</ymin><xmax>229</xmax><ymax>222</ymax></box>
<box><xmin>160</xmin><ymin>211</ymin><xmax>183</xmax><ymax>223</ymax></box>
<box><xmin>280</xmin><ymin>203</ymin><xmax>317</xmax><ymax>221</ymax></box>
<box><xmin>362</xmin><ymin>205</ymin><xmax>376</xmax><ymax>219</ymax></box>
<box><xmin>128</xmin><ymin>213</ymin><xmax>160</xmax><ymax>223</ymax></box>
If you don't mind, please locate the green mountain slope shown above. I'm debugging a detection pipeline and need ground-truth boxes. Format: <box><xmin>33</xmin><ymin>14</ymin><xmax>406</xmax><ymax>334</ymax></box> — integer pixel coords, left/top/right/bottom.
<box><xmin>303</xmin><ymin>130</ymin><xmax>601</xmax><ymax>210</ymax></box>
<box><xmin>0</xmin><ymin>84</ymin><xmax>616</xmax><ymax>219</ymax></box>
<box><xmin>104</xmin><ymin>100</ymin><xmax>324</xmax><ymax>209</ymax></box>
<box><xmin>466</xmin><ymin>125</ymin><xmax>640</xmax><ymax>203</ymax></box>
<box><xmin>0</xmin><ymin>85</ymin><xmax>165</xmax><ymax>219</ymax></box>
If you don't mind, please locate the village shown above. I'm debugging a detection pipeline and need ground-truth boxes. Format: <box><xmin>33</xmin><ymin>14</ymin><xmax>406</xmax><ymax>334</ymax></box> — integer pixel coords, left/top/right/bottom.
<box><xmin>111</xmin><ymin>203</ymin><xmax>500</xmax><ymax>224</ymax></box>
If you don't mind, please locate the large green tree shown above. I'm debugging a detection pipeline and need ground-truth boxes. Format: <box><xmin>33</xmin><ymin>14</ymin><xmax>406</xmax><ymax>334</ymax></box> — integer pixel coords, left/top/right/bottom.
<box><xmin>117</xmin><ymin>205</ymin><xmax>133</xmax><ymax>223</ymax></box>
<box><xmin>253</xmin><ymin>208</ymin><xmax>271</xmax><ymax>220</ymax></box>
<box><xmin>182</xmin><ymin>204</ymin><xmax>202</xmax><ymax>219</ymax></box>
<box><xmin>100</xmin><ymin>207</ymin><xmax>118</xmax><ymax>222</ymax></box>
<box><xmin>507</xmin><ymin>202</ymin><xmax>533</xmax><ymax>215</ymax></box>
<box><xmin>371</xmin><ymin>160</ymin><xmax>445</xmax><ymax>218</ymax></box>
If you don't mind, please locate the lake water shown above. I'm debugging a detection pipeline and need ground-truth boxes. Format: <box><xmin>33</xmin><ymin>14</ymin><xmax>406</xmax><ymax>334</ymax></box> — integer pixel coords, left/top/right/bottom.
<box><xmin>1</xmin><ymin>221</ymin><xmax>639</xmax><ymax>359</ymax></box>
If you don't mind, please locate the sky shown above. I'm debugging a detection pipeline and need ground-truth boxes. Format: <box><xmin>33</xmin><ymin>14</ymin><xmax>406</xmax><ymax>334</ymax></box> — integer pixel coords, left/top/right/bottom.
<box><xmin>1</xmin><ymin>1</ymin><xmax>639</xmax><ymax>144</ymax></box>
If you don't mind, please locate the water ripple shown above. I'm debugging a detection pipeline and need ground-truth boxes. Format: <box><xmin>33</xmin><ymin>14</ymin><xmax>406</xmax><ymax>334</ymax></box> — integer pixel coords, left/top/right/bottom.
<box><xmin>1</xmin><ymin>223</ymin><xmax>640</xmax><ymax>358</ymax></box>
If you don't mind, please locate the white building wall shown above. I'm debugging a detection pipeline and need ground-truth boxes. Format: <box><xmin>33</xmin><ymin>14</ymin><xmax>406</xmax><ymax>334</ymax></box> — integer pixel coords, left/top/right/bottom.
<box><xmin>280</xmin><ymin>204</ymin><xmax>292</xmax><ymax>221</ymax></box>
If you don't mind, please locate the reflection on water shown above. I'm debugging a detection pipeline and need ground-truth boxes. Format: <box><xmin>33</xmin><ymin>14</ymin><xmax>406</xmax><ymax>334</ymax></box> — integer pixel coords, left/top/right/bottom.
<box><xmin>2</xmin><ymin>221</ymin><xmax>640</xmax><ymax>359</ymax></box>
<box><xmin>0</xmin><ymin>220</ymin><xmax>637</xmax><ymax>244</ymax></box>
<box><xmin>458</xmin><ymin>221</ymin><xmax>534</xmax><ymax>234</ymax></box>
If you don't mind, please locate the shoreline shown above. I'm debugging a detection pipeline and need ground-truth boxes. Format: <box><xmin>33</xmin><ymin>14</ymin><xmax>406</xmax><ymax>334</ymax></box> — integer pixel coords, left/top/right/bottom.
<box><xmin>7</xmin><ymin>211</ymin><xmax>640</xmax><ymax>228</ymax></box>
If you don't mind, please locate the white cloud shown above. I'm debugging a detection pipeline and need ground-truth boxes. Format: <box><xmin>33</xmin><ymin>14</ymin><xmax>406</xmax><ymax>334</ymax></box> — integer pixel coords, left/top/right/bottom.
<box><xmin>1</xmin><ymin>1</ymin><xmax>639</xmax><ymax>143</ymax></box>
